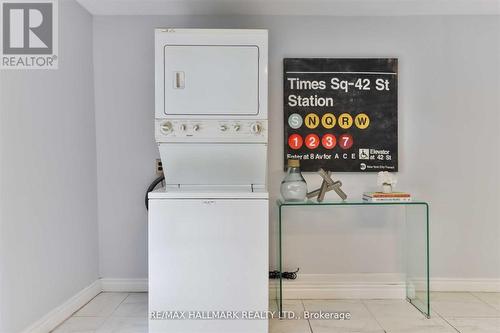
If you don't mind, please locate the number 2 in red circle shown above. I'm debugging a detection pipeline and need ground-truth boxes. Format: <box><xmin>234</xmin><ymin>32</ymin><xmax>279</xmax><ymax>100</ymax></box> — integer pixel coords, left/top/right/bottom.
<box><xmin>321</xmin><ymin>134</ymin><xmax>337</xmax><ymax>149</ymax></box>
<box><xmin>288</xmin><ymin>134</ymin><xmax>303</xmax><ymax>150</ymax></box>
<box><xmin>305</xmin><ymin>134</ymin><xmax>320</xmax><ymax>149</ymax></box>
<box><xmin>338</xmin><ymin>133</ymin><xmax>354</xmax><ymax>149</ymax></box>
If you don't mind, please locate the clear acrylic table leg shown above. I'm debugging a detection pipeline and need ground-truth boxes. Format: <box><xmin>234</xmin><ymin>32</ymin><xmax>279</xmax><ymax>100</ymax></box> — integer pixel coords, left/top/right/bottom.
<box><xmin>405</xmin><ymin>203</ymin><xmax>430</xmax><ymax>318</ymax></box>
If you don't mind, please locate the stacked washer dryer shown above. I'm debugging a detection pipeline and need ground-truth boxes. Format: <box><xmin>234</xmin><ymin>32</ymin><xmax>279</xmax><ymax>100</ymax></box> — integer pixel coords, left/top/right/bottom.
<box><xmin>149</xmin><ymin>29</ymin><xmax>269</xmax><ymax>333</ymax></box>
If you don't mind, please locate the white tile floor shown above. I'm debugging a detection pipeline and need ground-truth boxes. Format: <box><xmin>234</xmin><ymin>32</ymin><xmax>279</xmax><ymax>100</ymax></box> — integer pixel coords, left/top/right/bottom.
<box><xmin>51</xmin><ymin>292</ymin><xmax>500</xmax><ymax>333</ymax></box>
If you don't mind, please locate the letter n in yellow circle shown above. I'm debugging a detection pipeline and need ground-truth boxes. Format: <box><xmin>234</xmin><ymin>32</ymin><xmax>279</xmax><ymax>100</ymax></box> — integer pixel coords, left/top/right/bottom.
<box><xmin>355</xmin><ymin>113</ymin><xmax>370</xmax><ymax>129</ymax></box>
<box><xmin>338</xmin><ymin>113</ymin><xmax>353</xmax><ymax>129</ymax></box>
<box><xmin>305</xmin><ymin>113</ymin><xmax>320</xmax><ymax>129</ymax></box>
<box><xmin>321</xmin><ymin>113</ymin><xmax>336</xmax><ymax>129</ymax></box>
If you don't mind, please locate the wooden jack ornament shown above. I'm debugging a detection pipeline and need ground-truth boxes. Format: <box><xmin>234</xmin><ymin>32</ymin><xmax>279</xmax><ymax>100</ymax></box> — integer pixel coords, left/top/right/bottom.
<box><xmin>306</xmin><ymin>169</ymin><xmax>348</xmax><ymax>202</ymax></box>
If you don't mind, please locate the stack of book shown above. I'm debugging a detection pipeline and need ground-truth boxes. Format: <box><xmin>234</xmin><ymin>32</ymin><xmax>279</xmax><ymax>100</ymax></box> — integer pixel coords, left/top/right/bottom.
<box><xmin>363</xmin><ymin>192</ymin><xmax>412</xmax><ymax>202</ymax></box>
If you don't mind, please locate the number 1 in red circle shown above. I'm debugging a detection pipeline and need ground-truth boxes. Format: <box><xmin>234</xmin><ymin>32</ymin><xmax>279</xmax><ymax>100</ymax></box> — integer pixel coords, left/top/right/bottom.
<box><xmin>288</xmin><ymin>134</ymin><xmax>303</xmax><ymax>150</ymax></box>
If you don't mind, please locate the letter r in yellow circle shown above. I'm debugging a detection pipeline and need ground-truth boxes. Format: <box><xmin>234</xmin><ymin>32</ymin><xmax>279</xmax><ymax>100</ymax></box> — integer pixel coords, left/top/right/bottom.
<box><xmin>338</xmin><ymin>113</ymin><xmax>353</xmax><ymax>129</ymax></box>
<box><xmin>321</xmin><ymin>113</ymin><xmax>336</xmax><ymax>129</ymax></box>
<box><xmin>355</xmin><ymin>113</ymin><xmax>370</xmax><ymax>129</ymax></box>
<box><xmin>305</xmin><ymin>113</ymin><xmax>320</xmax><ymax>129</ymax></box>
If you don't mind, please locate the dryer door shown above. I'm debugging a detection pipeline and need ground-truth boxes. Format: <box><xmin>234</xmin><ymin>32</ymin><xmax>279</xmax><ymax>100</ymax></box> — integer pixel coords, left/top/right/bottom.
<box><xmin>163</xmin><ymin>45</ymin><xmax>259</xmax><ymax>116</ymax></box>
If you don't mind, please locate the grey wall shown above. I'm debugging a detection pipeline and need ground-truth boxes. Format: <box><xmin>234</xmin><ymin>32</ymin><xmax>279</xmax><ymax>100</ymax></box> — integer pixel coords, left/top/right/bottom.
<box><xmin>93</xmin><ymin>15</ymin><xmax>500</xmax><ymax>280</ymax></box>
<box><xmin>0</xmin><ymin>1</ymin><xmax>99</xmax><ymax>332</ymax></box>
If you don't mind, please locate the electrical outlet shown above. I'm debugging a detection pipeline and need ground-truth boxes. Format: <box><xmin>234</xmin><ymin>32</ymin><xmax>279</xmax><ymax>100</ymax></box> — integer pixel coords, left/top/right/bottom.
<box><xmin>155</xmin><ymin>159</ymin><xmax>163</xmax><ymax>176</ymax></box>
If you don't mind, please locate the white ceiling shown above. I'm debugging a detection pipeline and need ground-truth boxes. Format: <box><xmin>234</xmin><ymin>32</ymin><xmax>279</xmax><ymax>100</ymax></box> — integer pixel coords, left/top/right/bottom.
<box><xmin>76</xmin><ymin>0</ymin><xmax>500</xmax><ymax>16</ymax></box>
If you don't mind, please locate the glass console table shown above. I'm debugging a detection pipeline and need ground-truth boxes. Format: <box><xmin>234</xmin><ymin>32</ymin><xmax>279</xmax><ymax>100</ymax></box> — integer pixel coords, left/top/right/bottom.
<box><xmin>276</xmin><ymin>199</ymin><xmax>430</xmax><ymax>318</ymax></box>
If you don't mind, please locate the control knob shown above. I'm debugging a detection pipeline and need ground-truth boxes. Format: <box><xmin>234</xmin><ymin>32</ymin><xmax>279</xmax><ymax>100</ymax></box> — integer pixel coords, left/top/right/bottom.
<box><xmin>160</xmin><ymin>121</ymin><xmax>173</xmax><ymax>134</ymax></box>
<box><xmin>179</xmin><ymin>124</ymin><xmax>187</xmax><ymax>131</ymax></box>
<box><xmin>193</xmin><ymin>124</ymin><xmax>200</xmax><ymax>131</ymax></box>
<box><xmin>233</xmin><ymin>124</ymin><xmax>241</xmax><ymax>131</ymax></box>
<box><xmin>219</xmin><ymin>124</ymin><xmax>228</xmax><ymax>132</ymax></box>
<box><xmin>250</xmin><ymin>122</ymin><xmax>262</xmax><ymax>134</ymax></box>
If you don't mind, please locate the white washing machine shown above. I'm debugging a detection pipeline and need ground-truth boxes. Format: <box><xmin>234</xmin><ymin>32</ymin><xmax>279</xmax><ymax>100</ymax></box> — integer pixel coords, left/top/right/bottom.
<box><xmin>149</xmin><ymin>29</ymin><xmax>269</xmax><ymax>333</ymax></box>
<box><xmin>148</xmin><ymin>187</ymin><xmax>268</xmax><ymax>333</ymax></box>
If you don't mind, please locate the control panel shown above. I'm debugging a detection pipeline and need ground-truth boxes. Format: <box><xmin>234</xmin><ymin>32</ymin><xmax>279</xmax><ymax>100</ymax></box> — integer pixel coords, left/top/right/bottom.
<box><xmin>155</xmin><ymin>119</ymin><xmax>267</xmax><ymax>143</ymax></box>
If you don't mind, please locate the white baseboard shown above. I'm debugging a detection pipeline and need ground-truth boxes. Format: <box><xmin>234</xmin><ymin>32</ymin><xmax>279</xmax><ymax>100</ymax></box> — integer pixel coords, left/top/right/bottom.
<box><xmin>100</xmin><ymin>278</ymin><xmax>148</xmax><ymax>292</ymax></box>
<box><xmin>270</xmin><ymin>273</ymin><xmax>407</xmax><ymax>300</ymax></box>
<box><xmin>21</xmin><ymin>278</ymin><xmax>147</xmax><ymax>333</ymax></box>
<box><xmin>98</xmin><ymin>276</ymin><xmax>500</xmax><ymax>297</ymax></box>
<box><xmin>270</xmin><ymin>274</ymin><xmax>500</xmax><ymax>300</ymax></box>
<box><xmin>21</xmin><ymin>280</ymin><xmax>101</xmax><ymax>333</ymax></box>
<box><xmin>431</xmin><ymin>278</ymin><xmax>500</xmax><ymax>292</ymax></box>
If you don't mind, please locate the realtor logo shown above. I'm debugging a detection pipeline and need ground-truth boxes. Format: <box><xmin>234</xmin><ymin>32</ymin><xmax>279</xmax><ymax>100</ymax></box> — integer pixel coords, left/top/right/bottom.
<box><xmin>1</xmin><ymin>0</ymin><xmax>58</xmax><ymax>69</ymax></box>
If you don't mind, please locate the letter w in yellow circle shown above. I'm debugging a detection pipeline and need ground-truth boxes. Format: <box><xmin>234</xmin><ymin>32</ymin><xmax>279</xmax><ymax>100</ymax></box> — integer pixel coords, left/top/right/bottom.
<box><xmin>355</xmin><ymin>113</ymin><xmax>370</xmax><ymax>129</ymax></box>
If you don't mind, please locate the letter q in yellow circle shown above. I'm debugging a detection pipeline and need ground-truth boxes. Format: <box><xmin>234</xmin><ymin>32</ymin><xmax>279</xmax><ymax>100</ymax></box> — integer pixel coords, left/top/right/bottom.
<box><xmin>338</xmin><ymin>113</ymin><xmax>353</xmax><ymax>129</ymax></box>
<box><xmin>304</xmin><ymin>113</ymin><xmax>320</xmax><ymax>129</ymax></box>
<box><xmin>321</xmin><ymin>113</ymin><xmax>336</xmax><ymax>129</ymax></box>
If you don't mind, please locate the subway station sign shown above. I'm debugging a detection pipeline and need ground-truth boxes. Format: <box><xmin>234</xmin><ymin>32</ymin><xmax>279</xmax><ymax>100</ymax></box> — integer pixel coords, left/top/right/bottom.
<box><xmin>283</xmin><ymin>58</ymin><xmax>398</xmax><ymax>172</ymax></box>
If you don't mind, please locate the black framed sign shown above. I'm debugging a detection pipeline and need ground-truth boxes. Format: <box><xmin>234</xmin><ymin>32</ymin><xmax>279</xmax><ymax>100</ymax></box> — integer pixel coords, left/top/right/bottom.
<box><xmin>284</xmin><ymin>58</ymin><xmax>398</xmax><ymax>172</ymax></box>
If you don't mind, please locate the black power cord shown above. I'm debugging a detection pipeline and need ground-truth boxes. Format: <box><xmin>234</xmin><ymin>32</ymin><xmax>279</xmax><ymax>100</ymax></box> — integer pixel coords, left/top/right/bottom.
<box><xmin>269</xmin><ymin>268</ymin><xmax>299</xmax><ymax>280</ymax></box>
<box><xmin>145</xmin><ymin>175</ymin><xmax>165</xmax><ymax>210</ymax></box>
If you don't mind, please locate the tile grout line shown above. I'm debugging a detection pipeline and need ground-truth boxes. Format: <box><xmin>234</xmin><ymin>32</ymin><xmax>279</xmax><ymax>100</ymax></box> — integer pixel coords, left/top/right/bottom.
<box><xmin>431</xmin><ymin>292</ymin><xmax>500</xmax><ymax>332</ymax></box>
<box><xmin>300</xmin><ymin>299</ymin><xmax>314</xmax><ymax>333</ymax></box>
<box><xmin>432</xmin><ymin>293</ymin><xmax>500</xmax><ymax>318</ymax></box>
<box><xmin>469</xmin><ymin>291</ymin><xmax>500</xmax><ymax>312</ymax></box>
<box><xmin>434</xmin><ymin>310</ymin><xmax>462</xmax><ymax>333</ymax></box>
<box><xmin>433</xmin><ymin>291</ymin><xmax>500</xmax><ymax>318</ymax></box>
<box><xmin>50</xmin><ymin>292</ymin><xmax>107</xmax><ymax>332</ymax></box>
<box><xmin>360</xmin><ymin>300</ymin><xmax>387</xmax><ymax>333</ymax></box>
<box><xmin>77</xmin><ymin>292</ymin><xmax>104</xmax><ymax>316</ymax></box>
<box><xmin>94</xmin><ymin>292</ymin><xmax>131</xmax><ymax>330</ymax></box>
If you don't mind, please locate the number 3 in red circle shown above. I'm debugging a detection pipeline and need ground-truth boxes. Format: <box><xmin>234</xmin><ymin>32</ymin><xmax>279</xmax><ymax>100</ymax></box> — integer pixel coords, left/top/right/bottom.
<box><xmin>288</xmin><ymin>134</ymin><xmax>303</xmax><ymax>150</ymax></box>
<box><xmin>305</xmin><ymin>134</ymin><xmax>320</xmax><ymax>149</ymax></box>
<box><xmin>321</xmin><ymin>134</ymin><xmax>337</xmax><ymax>149</ymax></box>
<box><xmin>338</xmin><ymin>133</ymin><xmax>354</xmax><ymax>149</ymax></box>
